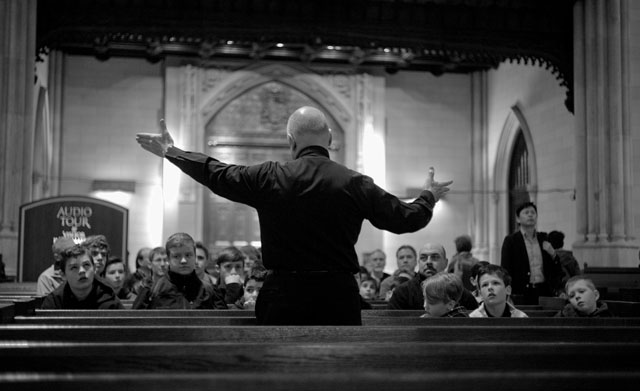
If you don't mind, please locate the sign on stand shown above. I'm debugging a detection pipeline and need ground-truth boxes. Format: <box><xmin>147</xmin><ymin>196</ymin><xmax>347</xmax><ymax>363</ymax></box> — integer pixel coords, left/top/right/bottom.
<box><xmin>18</xmin><ymin>196</ymin><xmax>128</xmax><ymax>282</ymax></box>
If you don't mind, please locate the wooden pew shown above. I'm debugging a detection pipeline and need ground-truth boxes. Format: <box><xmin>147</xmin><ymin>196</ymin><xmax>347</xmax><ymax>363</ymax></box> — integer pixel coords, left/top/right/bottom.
<box><xmin>3</xmin><ymin>314</ymin><xmax>639</xmax><ymax>390</ymax></box>
<box><xmin>13</xmin><ymin>316</ymin><xmax>258</xmax><ymax>326</ymax></box>
<box><xmin>1</xmin><ymin>340</ymin><xmax>638</xmax><ymax>374</ymax></box>
<box><xmin>13</xmin><ymin>314</ymin><xmax>640</xmax><ymax>327</ymax></box>
<box><xmin>539</xmin><ymin>296</ymin><xmax>566</xmax><ymax>310</ymax></box>
<box><xmin>0</xmin><ymin>303</ymin><xmax>14</xmax><ymax>323</ymax></box>
<box><xmin>602</xmin><ymin>300</ymin><xmax>640</xmax><ymax>317</ymax></box>
<box><xmin>4</xmin><ymin>371</ymin><xmax>639</xmax><ymax>391</ymax></box>
<box><xmin>539</xmin><ymin>296</ymin><xmax>640</xmax><ymax>317</ymax></box>
<box><xmin>582</xmin><ymin>266</ymin><xmax>640</xmax><ymax>298</ymax></box>
<box><xmin>0</xmin><ymin>297</ymin><xmax>40</xmax><ymax>317</ymax></box>
<box><xmin>0</xmin><ymin>282</ymin><xmax>37</xmax><ymax>295</ymax></box>
<box><xmin>32</xmin><ymin>308</ymin><xmax>558</xmax><ymax>318</ymax></box>
<box><xmin>3</xmin><ymin>323</ymin><xmax>640</xmax><ymax>343</ymax></box>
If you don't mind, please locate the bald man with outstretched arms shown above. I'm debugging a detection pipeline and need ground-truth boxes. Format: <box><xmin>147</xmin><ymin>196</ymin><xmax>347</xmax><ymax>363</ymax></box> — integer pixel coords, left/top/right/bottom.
<box><xmin>137</xmin><ymin>106</ymin><xmax>451</xmax><ymax>325</ymax></box>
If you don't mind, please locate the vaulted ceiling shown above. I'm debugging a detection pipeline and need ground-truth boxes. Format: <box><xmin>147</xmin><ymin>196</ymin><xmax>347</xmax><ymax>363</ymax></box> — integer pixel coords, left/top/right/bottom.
<box><xmin>37</xmin><ymin>0</ymin><xmax>575</xmax><ymax>111</ymax></box>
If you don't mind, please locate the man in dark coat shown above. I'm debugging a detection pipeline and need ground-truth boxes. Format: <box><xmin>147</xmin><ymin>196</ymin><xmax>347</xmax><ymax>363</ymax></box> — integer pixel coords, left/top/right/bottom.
<box><xmin>500</xmin><ymin>202</ymin><xmax>563</xmax><ymax>305</ymax></box>
<box><xmin>136</xmin><ymin>106</ymin><xmax>452</xmax><ymax>325</ymax></box>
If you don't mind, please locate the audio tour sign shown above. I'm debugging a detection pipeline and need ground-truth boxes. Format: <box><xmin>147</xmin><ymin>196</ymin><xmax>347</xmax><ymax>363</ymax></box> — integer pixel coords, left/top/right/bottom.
<box><xmin>18</xmin><ymin>196</ymin><xmax>128</xmax><ymax>282</ymax></box>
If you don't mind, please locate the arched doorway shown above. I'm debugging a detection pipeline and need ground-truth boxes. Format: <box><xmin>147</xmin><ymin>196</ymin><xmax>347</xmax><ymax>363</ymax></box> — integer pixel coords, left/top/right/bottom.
<box><xmin>507</xmin><ymin>130</ymin><xmax>531</xmax><ymax>234</ymax></box>
<box><xmin>202</xmin><ymin>81</ymin><xmax>345</xmax><ymax>251</ymax></box>
<box><xmin>492</xmin><ymin>105</ymin><xmax>538</xmax><ymax>261</ymax></box>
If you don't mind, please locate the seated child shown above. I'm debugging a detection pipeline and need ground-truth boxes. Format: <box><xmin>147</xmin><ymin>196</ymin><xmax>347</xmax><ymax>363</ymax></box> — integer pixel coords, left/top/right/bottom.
<box><xmin>83</xmin><ymin>234</ymin><xmax>110</xmax><ymax>276</ymax></box>
<box><xmin>454</xmin><ymin>253</ymin><xmax>479</xmax><ymax>292</ymax></box>
<box><xmin>130</xmin><ymin>246</ymin><xmax>168</xmax><ymax>295</ymax></box>
<box><xmin>359</xmin><ymin>275</ymin><xmax>378</xmax><ymax>301</ymax></box>
<box><xmin>354</xmin><ymin>267</ymin><xmax>374</xmax><ymax>310</ymax></box>
<box><xmin>102</xmin><ymin>257</ymin><xmax>136</xmax><ymax>300</ymax></box>
<box><xmin>41</xmin><ymin>244</ymin><xmax>124</xmax><ymax>309</ymax></box>
<box><xmin>132</xmin><ymin>233</ymin><xmax>226</xmax><ymax>309</ymax></box>
<box><xmin>555</xmin><ymin>276</ymin><xmax>613</xmax><ymax>317</ymax></box>
<box><xmin>469</xmin><ymin>261</ymin><xmax>490</xmax><ymax>303</ymax></box>
<box><xmin>195</xmin><ymin>241</ymin><xmax>217</xmax><ymax>286</ymax></box>
<box><xmin>215</xmin><ymin>246</ymin><xmax>246</xmax><ymax>305</ymax></box>
<box><xmin>469</xmin><ymin>264</ymin><xmax>528</xmax><ymax>318</ymax></box>
<box><xmin>379</xmin><ymin>270</ymin><xmax>413</xmax><ymax>301</ymax></box>
<box><xmin>231</xmin><ymin>262</ymin><xmax>267</xmax><ymax>309</ymax></box>
<box><xmin>420</xmin><ymin>272</ymin><xmax>468</xmax><ymax>318</ymax></box>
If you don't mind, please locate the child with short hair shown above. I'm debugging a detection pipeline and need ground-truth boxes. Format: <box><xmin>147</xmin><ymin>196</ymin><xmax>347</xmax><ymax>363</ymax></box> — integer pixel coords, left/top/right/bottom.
<box><xmin>359</xmin><ymin>276</ymin><xmax>378</xmax><ymax>301</ymax></box>
<box><xmin>41</xmin><ymin>244</ymin><xmax>123</xmax><ymax>309</ymax></box>
<box><xmin>195</xmin><ymin>241</ymin><xmax>217</xmax><ymax>286</ymax></box>
<box><xmin>231</xmin><ymin>262</ymin><xmax>267</xmax><ymax>309</ymax></box>
<box><xmin>83</xmin><ymin>234</ymin><xmax>110</xmax><ymax>275</ymax></box>
<box><xmin>132</xmin><ymin>233</ymin><xmax>226</xmax><ymax>309</ymax></box>
<box><xmin>469</xmin><ymin>264</ymin><xmax>528</xmax><ymax>318</ymax></box>
<box><xmin>215</xmin><ymin>246</ymin><xmax>246</xmax><ymax>305</ymax></box>
<box><xmin>102</xmin><ymin>257</ymin><xmax>136</xmax><ymax>300</ymax></box>
<box><xmin>555</xmin><ymin>276</ymin><xmax>613</xmax><ymax>317</ymax></box>
<box><xmin>421</xmin><ymin>272</ymin><xmax>468</xmax><ymax>317</ymax></box>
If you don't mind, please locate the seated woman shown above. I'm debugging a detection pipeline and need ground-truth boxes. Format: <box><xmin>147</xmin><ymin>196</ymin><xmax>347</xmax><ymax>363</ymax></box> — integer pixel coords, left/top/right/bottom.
<box><xmin>102</xmin><ymin>257</ymin><xmax>136</xmax><ymax>300</ymax></box>
<box><xmin>41</xmin><ymin>244</ymin><xmax>123</xmax><ymax>309</ymax></box>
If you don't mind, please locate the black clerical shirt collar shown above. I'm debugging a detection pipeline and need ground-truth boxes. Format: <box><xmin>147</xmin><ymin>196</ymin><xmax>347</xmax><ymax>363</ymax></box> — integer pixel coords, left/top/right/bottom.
<box><xmin>296</xmin><ymin>145</ymin><xmax>330</xmax><ymax>159</ymax></box>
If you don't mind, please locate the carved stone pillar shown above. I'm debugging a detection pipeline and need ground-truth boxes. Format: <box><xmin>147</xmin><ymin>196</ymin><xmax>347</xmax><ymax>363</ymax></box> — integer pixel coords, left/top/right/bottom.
<box><xmin>573</xmin><ymin>0</ymin><xmax>638</xmax><ymax>266</ymax></box>
<box><xmin>0</xmin><ymin>0</ymin><xmax>36</xmax><ymax>276</ymax></box>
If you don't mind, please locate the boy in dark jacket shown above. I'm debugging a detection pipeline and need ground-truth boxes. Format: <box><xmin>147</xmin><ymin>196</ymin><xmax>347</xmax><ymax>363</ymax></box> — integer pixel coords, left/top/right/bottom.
<box><xmin>41</xmin><ymin>244</ymin><xmax>123</xmax><ymax>309</ymax></box>
<box><xmin>133</xmin><ymin>233</ymin><xmax>226</xmax><ymax>309</ymax></box>
<box><xmin>556</xmin><ymin>276</ymin><xmax>613</xmax><ymax>317</ymax></box>
<box><xmin>215</xmin><ymin>246</ymin><xmax>246</xmax><ymax>306</ymax></box>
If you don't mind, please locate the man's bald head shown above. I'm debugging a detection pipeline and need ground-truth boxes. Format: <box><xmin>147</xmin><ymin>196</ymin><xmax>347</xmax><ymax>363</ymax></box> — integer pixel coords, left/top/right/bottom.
<box><xmin>286</xmin><ymin>106</ymin><xmax>332</xmax><ymax>158</ymax></box>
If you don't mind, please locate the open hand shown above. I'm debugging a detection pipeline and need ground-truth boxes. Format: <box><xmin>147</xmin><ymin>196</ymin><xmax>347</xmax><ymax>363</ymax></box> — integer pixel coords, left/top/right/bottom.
<box><xmin>424</xmin><ymin>167</ymin><xmax>452</xmax><ymax>201</ymax></box>
<box><xmin>224</xmin><ymin>273</ymin><xmax>243</xmax><ymax>285</ymax></box>
<box><xmin>136</xmin><ymin>119</ymin><xmax>174</xmax><ymax>157</ymax></box>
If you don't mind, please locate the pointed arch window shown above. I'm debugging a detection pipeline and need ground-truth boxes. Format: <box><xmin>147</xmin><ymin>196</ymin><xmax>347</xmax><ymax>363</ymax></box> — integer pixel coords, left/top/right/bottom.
<box><xmin>508</xmin><ymin>130</ymin><xmax>531</xmax><ymax>233</ymax></box>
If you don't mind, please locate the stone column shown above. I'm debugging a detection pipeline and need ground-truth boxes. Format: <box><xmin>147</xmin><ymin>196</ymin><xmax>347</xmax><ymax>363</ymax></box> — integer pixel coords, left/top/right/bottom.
<box><xmin>0</xmin><ymin>0</ymin><xmax>36</xmax><ymax>277</ymax></box>
<box><xmin>573</xmin><ymin>0</ymin><xmax>638</xmax><ymax>266</ymax></box>
<box><xmin>470</xmin><ymin>71</ymin><xmax>490</xmax><ymax>262</ymax></box>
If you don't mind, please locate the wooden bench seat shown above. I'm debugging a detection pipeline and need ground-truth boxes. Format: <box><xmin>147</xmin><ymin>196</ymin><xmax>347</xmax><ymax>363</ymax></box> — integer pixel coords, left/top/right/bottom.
<box><xmin>582</xmin><ymin>266</ymin><xmax>640</xmax><ymax>294</ymax></box>
<box><xmin>13</xmin><ymin>315</ymin><xmax>640</xmax><ymax>326</ymax></box>
<box><xmin>0</xmin><ymin>303</ymin><xmax>14</xmax><ymax>324</ymax></box>
<box><xmin>2</xmin><ymin>324</ymin><xmax>640</xmax><ymax>343</ymax></box>
<box><xmin>32</xmin><ymin>308</ymin><xmax>556</xmax><ymax>318</ymax></box>
<box><xmin>539</xmin><ymin>296</ymin><xmax>640</xmax><ymax>316</ymax></box>
<box><xmin>0</xmin><ymin>341</ymin><xmax>638</xmax><ymax>373</ymax></box>
<box><xmin>0</xmin><ymin>282</ymin><xmax>37</xmax><ymax>295</ymax></box>
<box><xmin>3</xmin><ymin>371</ymin><xmax>639</xmax><ymax>391</ymax></box>
<box><xmin>0</xmin><ymin>297</ymin><xmax>40</xmax><ymax>317</ymax></box>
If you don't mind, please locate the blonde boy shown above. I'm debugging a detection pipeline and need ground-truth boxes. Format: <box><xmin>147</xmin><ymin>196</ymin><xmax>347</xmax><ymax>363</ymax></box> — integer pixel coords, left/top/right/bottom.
<box><xmin>556</xmin><ymin>276</ymin><xmax>613</xmax><ymax>317</ymax></box>
<box><xmin>421</xmin><ymin>272</ymin><xmax>468</xmax><ymax>318</ymax></box>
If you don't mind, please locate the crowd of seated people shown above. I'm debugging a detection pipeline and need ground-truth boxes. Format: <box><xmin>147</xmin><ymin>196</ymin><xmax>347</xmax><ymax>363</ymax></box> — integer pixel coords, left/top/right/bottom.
<box><xmin>36</xmin><ymin>201</ymin><xmax>623</xmax><ymax>317</ymax></box>
<box><xmin>38</xmin><ymin>232</ymin><xmax>266</xmax><ymax>310</ymax></box>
